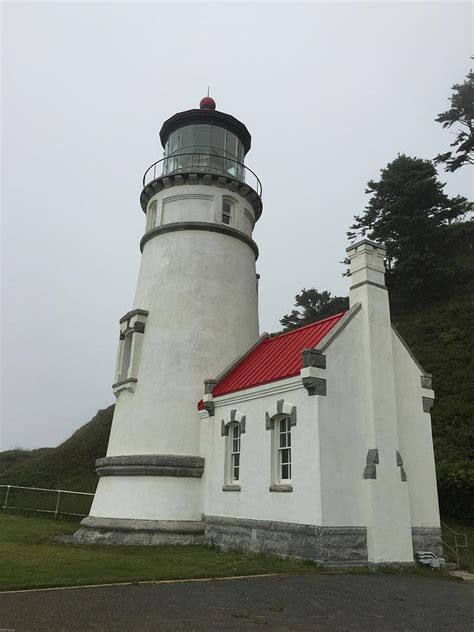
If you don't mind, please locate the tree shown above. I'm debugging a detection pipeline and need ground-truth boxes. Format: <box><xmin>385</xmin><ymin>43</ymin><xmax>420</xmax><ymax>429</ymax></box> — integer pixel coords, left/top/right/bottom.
<box><xmin>280</xmin><ymin>289</ymin><xmax>349</xmax><ymax>332</ymax></box>
<box><xmin>347</xmin><ymin>154</ymin><xmax>470</xmax><ymax>301</ymax></box>
<box><xmin>434</xmin><ymin>68</ymin><xmax>474</xmax><ymax>172</ymax></box>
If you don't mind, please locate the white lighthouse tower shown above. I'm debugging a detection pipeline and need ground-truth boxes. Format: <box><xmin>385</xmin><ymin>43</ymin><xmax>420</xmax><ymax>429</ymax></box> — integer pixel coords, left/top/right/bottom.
<box><xmin>77</xmin><ymin>97</ymin><xmax>263</xmax><ymax>543</ymax></box>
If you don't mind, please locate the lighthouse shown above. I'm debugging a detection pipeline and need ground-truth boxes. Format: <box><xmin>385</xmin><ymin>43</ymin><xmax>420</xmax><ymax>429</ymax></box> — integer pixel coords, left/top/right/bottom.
<box><xmin>77</xmin><ymin>97</ymin><xmax>263</xmax><ymax>543</ymax></box>
<box><xmin>76</xmin><ymin>98</ymin><xmax>442</xmax><ymax>566</ymax></box>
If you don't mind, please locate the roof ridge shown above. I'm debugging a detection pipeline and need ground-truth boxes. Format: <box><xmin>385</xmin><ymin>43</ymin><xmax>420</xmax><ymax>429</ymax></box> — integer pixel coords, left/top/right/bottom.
<box><xmin>268</xmin><ymin>311</ymin><xmax>347</xmax><ymax>341</ymax></box>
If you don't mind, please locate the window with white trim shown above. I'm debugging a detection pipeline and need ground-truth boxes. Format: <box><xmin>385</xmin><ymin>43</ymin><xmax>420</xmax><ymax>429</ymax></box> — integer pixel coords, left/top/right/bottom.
<box><xmin>222</xmin><ymin>199</ymin><xmax>233</xmax><ymax>225</ymax></box>
<box><xmin>229</xmin><ymin>423</ymin><xmax>241</xmax><ymax>483</ymax></box>
<box><xmin>266</xmin><ymin>401</ymin><xmax>296</xmax><ymax>492</ymax></box>
<box><xmin>277</xmin><ymin>417</ymin><xmax>292</xmax><ymax>482</ymax></box>
<box><xmin>221</xmin><ymin>410</ymin><xmax>246</xmax><ymax>490</ymax></box>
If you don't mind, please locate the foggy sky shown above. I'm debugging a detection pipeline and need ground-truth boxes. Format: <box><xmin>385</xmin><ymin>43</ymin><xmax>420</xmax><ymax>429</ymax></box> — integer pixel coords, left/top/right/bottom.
<box><xmin>2</xmin><ymin>2</ymin><xmax>472</xmax><ymax>450</ymax></box>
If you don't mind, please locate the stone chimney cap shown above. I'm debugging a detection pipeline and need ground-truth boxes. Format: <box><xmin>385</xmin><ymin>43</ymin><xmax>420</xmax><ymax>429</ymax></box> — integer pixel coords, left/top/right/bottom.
<box><xmin>346</xmin><ymin>238</ymin><xmax>386</xmax><ymax>253</ymax></box>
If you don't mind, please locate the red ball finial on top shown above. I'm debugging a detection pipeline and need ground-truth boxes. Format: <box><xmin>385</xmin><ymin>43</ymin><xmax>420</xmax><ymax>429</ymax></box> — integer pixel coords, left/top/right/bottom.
<box><xmin>200</xmin><ymin>96</ymin><xmax>216</xmax><ymax>110</ymax></box>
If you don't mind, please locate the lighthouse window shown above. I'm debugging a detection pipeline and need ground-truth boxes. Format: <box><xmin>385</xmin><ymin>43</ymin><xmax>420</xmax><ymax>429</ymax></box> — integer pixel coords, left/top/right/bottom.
<box><xmin>119</xmin><ymin>330</ymin><xmax>133</xmax><ymax>382</ymax></box>
<box><xmin>222</xmin><ymin>200</ymin><xmax>233</xmax><ymax>225</ymax></box>
<box><xmin>146</xmin><ymin>200</ymin><xmax>158</xmax><ymax>231</ymax></box>
<box><xmin>113</xmin><ymin>309</ymin><xmax>149</xmax><ymax>395</ymax></box>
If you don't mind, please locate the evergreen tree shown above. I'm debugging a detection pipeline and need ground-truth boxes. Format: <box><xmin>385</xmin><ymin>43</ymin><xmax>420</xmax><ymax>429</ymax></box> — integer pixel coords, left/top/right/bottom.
<box><xmin>280</xmin><ymin>289</ymin><xmax>349</xmax><ymax>332</ymax></box>
<box><xmin>347</xmin><ymin>154</ymin><xmax>470</xmax><ymax>302</ymax></box>
<box><xmin>435</xmin><ymin>68</ymin><xmax>474</xmax><ymax>172</ymax></box>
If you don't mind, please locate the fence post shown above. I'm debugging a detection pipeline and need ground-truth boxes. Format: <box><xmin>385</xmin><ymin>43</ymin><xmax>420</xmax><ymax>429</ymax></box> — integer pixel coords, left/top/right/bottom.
<box><xmin>54</xmin><ymin>490</ymin><xmax>61</xmax><ymax>519</ymax></box>
<box><xmin>3</xmin><ymin>485</ymin><xmax>10</xmax><ymax>512</ymax></box>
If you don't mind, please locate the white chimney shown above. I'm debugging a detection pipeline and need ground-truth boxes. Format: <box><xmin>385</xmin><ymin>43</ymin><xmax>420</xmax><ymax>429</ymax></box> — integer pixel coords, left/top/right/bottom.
<box><xmin>346</xmin><ymin>239</ymin><xmax>413</xmax><ymax>563</ymax></box>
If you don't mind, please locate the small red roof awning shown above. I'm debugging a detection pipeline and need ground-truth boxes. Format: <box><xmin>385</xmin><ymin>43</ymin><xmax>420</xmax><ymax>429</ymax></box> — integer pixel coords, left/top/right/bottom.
<box><xmin>198</xmin><ymin>312</ymin><xmax>345</xmax><ymax>407</ymax></box>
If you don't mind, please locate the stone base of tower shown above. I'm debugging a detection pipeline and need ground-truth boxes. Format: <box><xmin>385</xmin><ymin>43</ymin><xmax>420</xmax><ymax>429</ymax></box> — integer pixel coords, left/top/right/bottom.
<box><xmin>74</xmin><ymin>517</ymin><xmax>204</xmax><ymax>545</ymax></box>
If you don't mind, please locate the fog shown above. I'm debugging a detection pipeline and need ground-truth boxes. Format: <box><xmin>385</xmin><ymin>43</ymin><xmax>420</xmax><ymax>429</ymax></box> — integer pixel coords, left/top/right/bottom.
<box><xmin>2</xmin><ymin>1</ymin><xmax>471</xmax><ymax>449</ymax></box>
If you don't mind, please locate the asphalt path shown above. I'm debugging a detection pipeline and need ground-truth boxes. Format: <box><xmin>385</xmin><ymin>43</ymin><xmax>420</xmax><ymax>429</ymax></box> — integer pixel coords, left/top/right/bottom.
<box><xmin>0</xmin><ymin>573</ymin><xmax>473</xmax><ymax>631</ymax></box>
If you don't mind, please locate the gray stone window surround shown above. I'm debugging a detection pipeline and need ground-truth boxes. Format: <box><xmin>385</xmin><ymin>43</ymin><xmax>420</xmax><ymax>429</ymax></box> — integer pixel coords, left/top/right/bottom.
<box><xmin>113</xmin><ymin>309</ymin><xmax>149</xmax><ymax>395</ymax></box>
<box><xmin>266</xmin><ymin>399</ymin><xmax>296</xmax><ymax>492</ymax></box>
<box><xmin>221</xmin><ymin>409</ymin><xmax>246</xmax><ymax>492</ymax></box>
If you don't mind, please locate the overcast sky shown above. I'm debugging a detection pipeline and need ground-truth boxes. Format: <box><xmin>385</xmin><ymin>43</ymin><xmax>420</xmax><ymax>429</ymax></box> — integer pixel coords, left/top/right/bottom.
<box><xmin>2</xmin><ymin>1</ymin><xmax>472</xmax><ymax>451</ymax></box>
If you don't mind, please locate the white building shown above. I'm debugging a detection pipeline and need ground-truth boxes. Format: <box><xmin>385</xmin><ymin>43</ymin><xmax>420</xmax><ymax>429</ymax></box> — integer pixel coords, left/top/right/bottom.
<box><xmin>75</xmin><ymin>98</ymin><xmax>442</xmax><ymax>565</ymax></box>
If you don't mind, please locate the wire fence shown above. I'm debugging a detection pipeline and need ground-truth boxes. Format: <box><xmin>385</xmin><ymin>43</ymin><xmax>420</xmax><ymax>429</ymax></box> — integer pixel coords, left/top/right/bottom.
<box><xmin>0</xmin><ymin>484</ymin><xmax>94</xmax><ymax>520</ymax></box>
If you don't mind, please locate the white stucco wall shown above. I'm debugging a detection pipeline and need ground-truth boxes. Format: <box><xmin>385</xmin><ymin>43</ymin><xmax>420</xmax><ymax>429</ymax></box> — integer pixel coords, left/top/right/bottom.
<box><xmin>145</xmin><ymin>186</ymin><xmax>256</xmax><ymax>236</ymax></box>
<box><xmin>94</xmin><ymin>182</ymin><xmax>260</xmax><ymax>524</ymax></box>
<box><xmin>392</xmin><ymin>331</ymin><xmax>440</xmax><ymax>528</ymax></box>
<box><xmin>107</xmin><ymin>185</ymin><xmax>259</xmax><ymax>458</ymax></box>
<box><xmin>90</xmin><ymin>476</ymin><xmax>202</xmax><ymax>521</ymax></box>
<box><xmin>201</xmin><ymin>379</ymin><xmax>323</xmax><ymax>526</ymax></box>
<box><xmin>317</xmin><ymin>310</ymin><xmax>369</xmax><ymax>526</ymax></box>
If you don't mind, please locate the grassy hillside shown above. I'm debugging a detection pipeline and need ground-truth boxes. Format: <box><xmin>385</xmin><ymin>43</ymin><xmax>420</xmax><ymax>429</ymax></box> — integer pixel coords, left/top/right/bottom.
<box><xmin>0</xmin><ymin>405</ymin><xmax>114</xmax><ymax>493</ymax></box>
<box><xmin>0</xmin><ymin>448</ymin><xmax>54</xmax><ymax>477</ymax></box>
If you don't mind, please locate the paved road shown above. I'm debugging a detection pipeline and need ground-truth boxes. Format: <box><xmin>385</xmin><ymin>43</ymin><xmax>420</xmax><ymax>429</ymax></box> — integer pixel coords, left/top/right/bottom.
<box><xmin>1</xmin><ymin>573</ymin><xmax>473</xmax><ymax>631</ymax></box>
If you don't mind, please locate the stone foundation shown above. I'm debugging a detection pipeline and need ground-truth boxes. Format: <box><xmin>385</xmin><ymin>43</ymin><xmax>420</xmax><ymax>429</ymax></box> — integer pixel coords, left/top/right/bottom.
<box><xmin>411</xmin><ymin>527</ymin><xmax>443</xmax><ymax>558</ymax></box>
<box><xmin>74</xmin><ymin>516</ymin><xmax>204</xmax><ymax>545</ymax></box>
<box><xmin>203</xmin><ymin>515</ymin><xmax>368</xmax><ymax>565</ymax></box>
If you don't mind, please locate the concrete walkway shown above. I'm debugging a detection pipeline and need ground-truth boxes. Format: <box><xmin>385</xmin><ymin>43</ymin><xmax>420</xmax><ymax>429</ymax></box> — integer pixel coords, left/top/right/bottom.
<box><xmin>1</xmin><ymin>573</ymin><xmax>473</xmax><ymax>631</ymax></box>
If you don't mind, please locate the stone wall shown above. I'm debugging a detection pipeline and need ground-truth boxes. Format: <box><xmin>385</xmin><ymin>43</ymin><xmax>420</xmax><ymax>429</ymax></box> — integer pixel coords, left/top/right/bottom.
<box><xmin>411</xmin><ymin>527</ymin><xmax>443</xmax><ymax>558</ymax></box>
<box><xmin>204</xmin><ymin>515</ymin><xmax>368</xmax><ymax>566</ymax></box>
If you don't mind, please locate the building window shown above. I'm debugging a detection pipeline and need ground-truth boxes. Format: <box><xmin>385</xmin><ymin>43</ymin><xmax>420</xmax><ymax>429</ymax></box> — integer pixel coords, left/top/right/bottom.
<box><xmin>277</xmin><ymin>417</ymin><xmax>292</xmax><ymax>482</ymax></box>
<box><xmin>221</xmin><ymin>410</ymin><xmax>246</xmax><ymax>491</ymax></box>
<box><xmin>146</xmin><ymin>200</ymin><xmax>157</xmax><ymax>231</ymax></box>
<box><xmin>229</xmin><ymin>423</ymin><xmax>241</xmax><ymax>483</ymax></box>
<box><xmin>118</xmin><ymin>329</ymin><xmax>133</xmax><ymax>382</ymax></box>
<box><xmin>113</xmin><ymin>309</ymin><xmax>149</xmax><ymax>395</ymax></box>
<box><xmin>222</xmin><ymin>200</ymin><xmax>233</xmax><ymax>225</ymax></box>
<box><xmin>265</xmin><ymin>400</ymin><xmax>296</xmax><ymax>492</ymax></box>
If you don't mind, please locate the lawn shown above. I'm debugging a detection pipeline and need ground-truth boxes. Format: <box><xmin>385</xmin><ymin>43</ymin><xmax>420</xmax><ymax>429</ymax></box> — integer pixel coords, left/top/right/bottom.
<box><xmin>0</xmin><ymin>514</ymin><xmax>463</xmax><ymax>591</ymax></box>
<box><xmin>0</xmin><ymin>514</ymin><xmax>315</xmax><ymax>591</ymax></box>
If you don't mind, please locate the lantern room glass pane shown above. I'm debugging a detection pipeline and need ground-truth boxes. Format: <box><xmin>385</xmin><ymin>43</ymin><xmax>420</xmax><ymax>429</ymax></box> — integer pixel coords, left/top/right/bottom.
<box><xmin>237</xmin><ymin>141</ymin><xmax>244</xmax><ymax>163</ymax></box>
<box><xmin>211</xmin><ymin>126</ymin><xmax>225</xmax><ymax>151</ymax></box>
<box><xmin>169</xmin><ymin>131</ymin><xmax>179</xmax><ymax>155</ymax></box>
<box><xmin>225</xmin><ymin>131</ymin><xmax>237</xmax><ymax>157</ymax></box>
<box><xmin>195</xmin><ymin>125</ymin><xmax>210</xmax><ymax>147</ymax></box>
<box><xmin>179</xmin><ymin>125</ymin><xmax>194</xmax><ymax>152</ymax></box>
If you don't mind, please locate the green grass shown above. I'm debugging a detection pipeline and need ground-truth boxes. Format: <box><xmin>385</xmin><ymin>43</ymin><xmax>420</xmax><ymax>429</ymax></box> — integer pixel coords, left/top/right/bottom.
<box><xmin>0</xmin><ymin>514</ymin><xmax>316</xmax><ymax>591</ymax></box>
<box><xmin>0</xmin><ymin>514</ymin><xmax>459</xmax><ymax>592</ymax></box>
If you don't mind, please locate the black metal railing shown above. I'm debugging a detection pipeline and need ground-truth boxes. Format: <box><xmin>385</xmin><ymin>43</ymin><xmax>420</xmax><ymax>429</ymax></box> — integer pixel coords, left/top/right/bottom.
<box><xmin>142</xmin><ymin>152</ymin><xmax>262</xmax><ymax>197</ymax></box>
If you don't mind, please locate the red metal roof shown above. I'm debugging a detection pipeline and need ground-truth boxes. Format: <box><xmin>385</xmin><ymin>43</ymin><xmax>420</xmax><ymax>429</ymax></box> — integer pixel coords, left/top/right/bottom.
<box><xmin>211</xmin><ymin>312</ymin><xmax>345</xmax><ymax>398</ymax></box>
